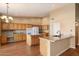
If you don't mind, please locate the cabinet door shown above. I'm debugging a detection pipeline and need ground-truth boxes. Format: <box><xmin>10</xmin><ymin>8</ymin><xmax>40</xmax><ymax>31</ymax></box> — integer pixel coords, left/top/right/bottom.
<box><xmin>14</xmin><ymin>34</ymin><xmax>19</xmax><ymax>41</ymax></box>
<box><xmin>39</xmin><ymin>25</ymin><xmax>42</xmax><ymax>29</ymax></box>
<box><xmin>0</xmin><ymin>36</ymin><xmax>1</xmax><ymax>44</ymax></box>
<box><xmin>14</xmin><ymin>23</ymin><xmax>18</xmax><ymax>30</ymax></box>
<box><xmin>27</xmin><ymin>24</ymin><xmax>32</xmax><ymax>28</ymax></box>
<box><xmin>16</xmin><ymin>23</ymin><xmax>19</xmax><ymax>30</ymax></box>
<box><xmin>25</xmin><ymin>24</ymin><xmax>27</xmax><ymax>29</ymax></box>
<box><xmin>14</xmin><ymin>34</ymin><xmax>23</xmax><ymax>42</ymax></box>
<box><xmin>24</xmin><ymin>24</ymin><xmax>26</xmax><ymax>29</ymax></box>
<box><xmin>2</xmin><ymin>23</ymin><xmax>9</xmax><ymax>30</ymax></box>
<box><xmin>22</xmin><ymin>34</ymin><xmax>26</xmax><ymax>40</ymax></box>
<box><xmin>18</xmin><ymin>34</ymin><xmax>22</xmax><ymax>41</ymax></box>
<box><xmin>9</xmin><ymin>23</ymin><xmax>14</xmax><ymax>30</ymax></box>
<box><xmin>20</xmin><ymin>24</ymin><xmax>22</xmax><ymax>29</ymax></box>
<box><xmin>1</xmin><ymin>34</ymin><xmax>7</xmax><ymax>44</ymax></box>
<box><xmin>19</xmin><ymin>24</ymin><xmax>23</xmax><ymax>30</ymax></box>
<box><xmin>23</xmin><ymin>24</ymin><xmax>26</xmax><ymax>29</ymax></box>
<box><xmin>0</xmin><ymin>22</ymin><xmax>1</xmax><ymax>30</ymax></box>
<box><xmin>20</xmin><ymin>24</ymin><xmax>23</xmax><ymax>30</ymax></box>
<box><xmin>32</xmin><ymin>35</ymin><xmax>39</xmax><ymax>45</ymax></box>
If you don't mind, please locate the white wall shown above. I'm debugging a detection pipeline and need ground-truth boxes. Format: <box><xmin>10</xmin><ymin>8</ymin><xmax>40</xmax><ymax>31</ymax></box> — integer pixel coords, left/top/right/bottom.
<box><xmin>49</xmin><ymin>4</ymin><xmax>75</xmax><ymax>48</ymax></box>
<box><xmin>49</xmin><ymin>4</ymin><xmax>75</xmax><ymax>35</ymax></box>
<box><xmin>42</xmin><ymin>4</ymin><xmax>75</xmax><ymax>48</ymax></box>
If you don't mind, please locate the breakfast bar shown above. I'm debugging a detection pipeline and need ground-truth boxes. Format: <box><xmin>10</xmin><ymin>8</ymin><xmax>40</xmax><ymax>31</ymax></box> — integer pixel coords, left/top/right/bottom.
<box><xmin>39</xmin><ymin>35</ymin><xmax>74</xmax><ymax>56</ymax></box>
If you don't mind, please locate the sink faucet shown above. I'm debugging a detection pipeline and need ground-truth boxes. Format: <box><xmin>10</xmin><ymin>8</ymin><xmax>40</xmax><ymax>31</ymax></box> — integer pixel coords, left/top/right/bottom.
<box><xmin>56</xmin><ymin>31</ymin><xmax>61</xmax><ymax>37</ymax></box>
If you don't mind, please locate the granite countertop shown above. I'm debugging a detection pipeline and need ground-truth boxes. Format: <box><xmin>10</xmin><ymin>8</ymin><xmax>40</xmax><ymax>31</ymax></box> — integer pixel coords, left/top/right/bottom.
<box><xmin>39</xmin><ymin>34</ymin><xmax>74</xmax><ymax>42</ymax></box>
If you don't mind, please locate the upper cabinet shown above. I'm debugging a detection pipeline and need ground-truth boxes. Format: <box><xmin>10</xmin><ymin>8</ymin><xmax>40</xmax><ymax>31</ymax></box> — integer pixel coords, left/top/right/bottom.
<box><xmin>1</xmin><ymin>23</ymin><xmax>33</xmax><ymax>30</ymax></box>
<box><xmin>17</xmin><ymin>23</ymin><xmax>21</xmax><ymax>30</ymax></box>
<box><xmin>13</xmin><ymin>23</ymin><xmax>18</xmax><ymax>30</ymax></box>
<box><xmin>21</xmin><ymin>24</ymin><xmax>26</xmax><ymax>30</ymax></box>
<box><xmin>9</xmin><ymin>23</ymin><xmax>14</xmax><ymax>30</ymax></box>
<box><xmin>1</xmin><ymin>23</ymin><xmax>46</xmax><ymax>31</ymax></box>
<box><xmin>42</xmin><ymin>25</ymin><xmax>48</xmax><ymax>30</ymax></box>
<box><xmin>2</xmin><ymin>23</ymin><xmax>9</xmax><ymax>30</ymax></box>
<box><xmin>27</xmin><ymin>24</ymin><xmax>32</xmax><ymax>28</ymax></box>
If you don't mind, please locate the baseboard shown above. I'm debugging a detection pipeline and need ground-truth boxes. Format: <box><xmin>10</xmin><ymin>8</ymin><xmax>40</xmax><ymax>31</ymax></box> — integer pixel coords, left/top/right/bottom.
<box><xmin>56</xmin><ymin>47</ymin><xmax>70</xmax><ymax>56</ymax></box>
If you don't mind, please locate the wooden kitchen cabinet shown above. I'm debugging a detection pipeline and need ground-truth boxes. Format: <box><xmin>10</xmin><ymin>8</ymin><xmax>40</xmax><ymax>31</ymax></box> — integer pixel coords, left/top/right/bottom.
<box><xmin>23</xmin><ymin>24</ymin><xmax>26</xmax><ymax>29</ymax></box>
<box><xmin>14</xmin><ymin>34</ymin><xmax>22</xmax><ymax>42</ymax></box>
<box><xmin>25</xmin><ymin>24</ymin><xmax>28</xmax><ymax>29</ymax></box>
<box><xmin>9</xmin><ymin>23</ymin><xmax>14</xmax><ymax>30</ymax></box>
<box><xmin>14</xmin><ymin>34</ymin><xmax>26</xmax><ymax>42</ymax></box>
<box><xmin>0</xmin><ymin>36</ymin><xmax>1</xmax><ymax>44</ymax></box>
<box><xmin>42</xmin><ymin>25</ymin><xmax>48</xmax><ymax>30</ymax></box>
<box><xmin>18</xmin><ymin>23</ymin><xmax>25</xmax><ymax>30</ymax></box>
<box><xmin>20</xmin><ymin>24</ymin><xmax>23</xmax><ymax>29</ymax></box>
<box><xmin>14</xmin><ymin>34</ymin><xmax>19</xmax><ymax>41</ymax></box>
<box><xmin>1</xmin><ymin>23</ymin><xmax>34</xmax><ymax>30</ymax></box>
<box><xmin>27</xmin><ymin>24</ymin><xmax>32</xmax><ymax>28</ymax></box>
<box><xmin>13</xmin><ymin>23</ymin><xmax>18</xmax><ymax>30</ymax></box>
<box><xmin>16</xmin><ymin>23</ymin><xmax>20</xmax><ymax>30</ymax></box>
<box><xmin>2</xmin><ymin>23</ymin><xmax>9</xmax><ymax>30</ymax></box>
<box><xmin>18</xmin><ymin>34</ymin><xmax>23</xmax><ymax>41</ymax></box>
<box><xmin>27</xmin><ymin>35</ymin><xmax>39</xmax><ymax>46</ymax></box>
<box><xmin>22</xmin><ymin>34</ymin><xmax>26</xmax><ymax>40</ymax></box>
<box><xmin>0</xmin><ymin>22</ymin><xmax>1</xmax><ymax>30</ymax></box>
<box><xmin>1</xmin><ymin>34</ymin><xmax>7</xmax><ymax>44</ymax></box>
<box><xmin>32</xmin><ymin>35</ymin><xmax>39</xmax><ymax>45</ymax></box>
<box><xmin>13</xmin><ymin>23</ymin><xmax>20</xmax><ymax>30</ymax></box>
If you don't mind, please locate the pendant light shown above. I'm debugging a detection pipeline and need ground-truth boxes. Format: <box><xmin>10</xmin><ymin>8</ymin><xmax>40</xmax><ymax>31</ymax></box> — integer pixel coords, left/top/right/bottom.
<box><xmin>0</xmin><ymin>3</ymin><xmax>13</xmax><ymax>23</ymax></box>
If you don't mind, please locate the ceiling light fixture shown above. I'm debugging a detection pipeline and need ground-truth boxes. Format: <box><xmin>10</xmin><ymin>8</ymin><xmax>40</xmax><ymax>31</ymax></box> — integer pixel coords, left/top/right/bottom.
<box><xmin>0</xmin><ymin>3</ymin><xmax>13</xmax><ymax>23</ymax></box>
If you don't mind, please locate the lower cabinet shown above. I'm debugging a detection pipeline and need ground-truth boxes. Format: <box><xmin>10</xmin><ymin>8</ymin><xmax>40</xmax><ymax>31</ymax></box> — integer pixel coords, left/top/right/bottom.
<box><xmin>14</xmin><ymin>34</ymin><xmax>26</xmax><ymax>42</ymax></box>
<box><xmin>22</xmin><ymin>34</ymin><xmax>26</xmax><ymax>40</ymax></box>
<box><xmin>1</xmin><ymin>34</ymin><xmax>7</xmax><ymax>44</ymax></box>
<box><xmin>27</xmin><ymin>35</ymin><xmax>39</xmax><ymax>46</ymax></box>
<box><xmin>14</xmin><ymin>34</ymin><xmax>19</xmax><ymax>41</ymax></box>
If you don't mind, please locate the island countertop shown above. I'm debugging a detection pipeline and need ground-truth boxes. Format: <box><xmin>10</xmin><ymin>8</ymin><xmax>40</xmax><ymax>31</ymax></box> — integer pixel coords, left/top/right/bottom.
<box><xmin>39</xmin><ymin>34</ymin><xmax>74</xmax><ymax>42</ymax></box>
<box><xmin>39</xmin><ymin>34</ymin><xmax>75</xmax><ymax>56</ymax></box>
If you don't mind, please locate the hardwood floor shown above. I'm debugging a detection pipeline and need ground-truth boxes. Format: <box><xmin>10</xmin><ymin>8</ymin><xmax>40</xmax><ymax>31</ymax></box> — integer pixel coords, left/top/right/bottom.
<box><xmin>0</xmin><ymin>41</ymin><xmax>41</xmax><ymax>56</ymax></box>
<box><xmin>1</xmin><ymin>41</ymin><xmax>79</xmax><ymax>56</ymax></box>
<box><xmin>61</xmin><ymin>46</ymin><xmax>79</xmax><ymax>56</ymax></box>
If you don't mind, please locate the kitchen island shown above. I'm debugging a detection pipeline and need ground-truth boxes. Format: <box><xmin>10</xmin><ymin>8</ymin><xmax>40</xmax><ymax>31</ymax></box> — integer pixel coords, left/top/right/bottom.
<box><xmin>27</xmin><ymin>35</ymin><xmax>40</xmax><ymax>46</ymax></box>
<box><xmin>39</xmin><ymin>35</ymin><xmax>75</xmax><ymax>56</ymax></box>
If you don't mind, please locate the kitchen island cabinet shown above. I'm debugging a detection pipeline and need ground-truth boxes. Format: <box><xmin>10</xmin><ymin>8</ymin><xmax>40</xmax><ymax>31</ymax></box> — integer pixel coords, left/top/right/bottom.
<box><xmin>27</xmin><ymin>35</ymin><xmax>40</xmax><ymax>46</ymax></box>
<box><xmin>39</xmin><ymin>36</ymin><xmax>74</xmax><ymax>56</ymax></box>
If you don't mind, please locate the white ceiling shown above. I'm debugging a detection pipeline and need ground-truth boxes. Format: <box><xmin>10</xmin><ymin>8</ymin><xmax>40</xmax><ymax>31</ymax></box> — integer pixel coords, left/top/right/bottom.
<box><xmin>0</xmin><ymin>3</ymin><xmax>68</xmax><ymax>17</ymax></box>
